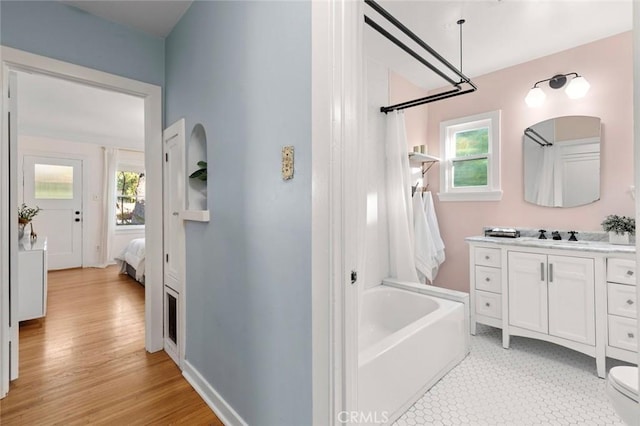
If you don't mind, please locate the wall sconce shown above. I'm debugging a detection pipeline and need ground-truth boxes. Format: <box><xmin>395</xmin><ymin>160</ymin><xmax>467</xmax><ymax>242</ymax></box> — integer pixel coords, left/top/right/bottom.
<box><xmin>525</xmin><ymin>72</ymin><xmax>590</xmax><ymax>107</ymax></box>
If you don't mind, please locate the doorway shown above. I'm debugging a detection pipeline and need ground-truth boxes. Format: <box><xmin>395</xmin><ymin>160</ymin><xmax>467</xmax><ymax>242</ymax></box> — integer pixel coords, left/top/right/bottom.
<box><xmin>1</xmin><ymin>46</ymin><xmax>163</xmax><ymax>398</ymax></box>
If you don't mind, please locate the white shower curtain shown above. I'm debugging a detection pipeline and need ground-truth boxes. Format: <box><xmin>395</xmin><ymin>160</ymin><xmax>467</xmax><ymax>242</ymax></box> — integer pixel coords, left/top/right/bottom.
<box><xmin>536</xmin><ymin>145</ymin><xmax>556</xmax><ymax>206</ymax></box>
<box><xmin>386</xmin><ymin>112</ymin><xmax>419</xmax><ymax>283</ymax></box>
<box><xmin>100</xmin><ymin>147</ymin><xmax>118</xmax><ymax>266</ymax></box>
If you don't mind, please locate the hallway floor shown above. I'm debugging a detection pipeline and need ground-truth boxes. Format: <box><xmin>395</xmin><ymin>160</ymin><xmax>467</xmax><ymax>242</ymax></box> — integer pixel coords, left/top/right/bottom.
<box><xmin>395</xmin><ymin>324</ymin><xmax>628</xmax><ymax>425</ymax></box>
<box><xmin>0</xmin><ymin>266</ymin><xmax>221</xmax><ymax>425</ymax></box>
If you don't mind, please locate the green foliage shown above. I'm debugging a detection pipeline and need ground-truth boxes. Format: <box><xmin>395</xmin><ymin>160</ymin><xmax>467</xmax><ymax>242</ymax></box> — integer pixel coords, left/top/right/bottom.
<box><xmin>455</xmin><ymin>128</ymin><xmax>488</xmax><ymax>157</ymax></box>
<box><xmin>18</xmin><ymin>203</ymin><xmax>40</xmax><ymax>222</ymax></box>
<box><xmin>601</xmin><ymin>215</ymin><xmax>635</xmax><ymax>235</ymax></box>
<box><xmin>117</xmin><ymin>171</ymin><xmax>141</xmax><ymax>201</ymax></box>
<box><xmin>453</xmin><ymin>158</ymin><xmax>488</xmax><ymax>187</ymax></box>
<box><xmin>189</xmin><ymin>161</ymin><xmax>208</xmax><ymax>181</ymax></box>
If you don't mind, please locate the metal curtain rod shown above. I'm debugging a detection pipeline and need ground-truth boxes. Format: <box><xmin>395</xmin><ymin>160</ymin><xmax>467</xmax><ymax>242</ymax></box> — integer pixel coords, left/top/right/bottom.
<box><xmin>524</xmin><ymin>128</ymin><xmax>553</xmax><ymax>147</ymax></box>
<box><xmin>364</xmin><ymin>0</ymin><xmax>477</xmax><ymax>113</ymax></box>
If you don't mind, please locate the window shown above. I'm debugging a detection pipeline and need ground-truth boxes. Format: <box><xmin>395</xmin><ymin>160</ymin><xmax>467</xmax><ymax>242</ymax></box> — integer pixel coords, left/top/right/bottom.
<box><xmin>116</xmin><ymin>167</ymin><xmax>145</xmax><ymax>226</ymax></box>
<box><xmin>439</xmin><ymin>110</ymin><xmax>502</xmax><ymax>201</ymax></box>
<box><xmin>34</xmin><ymin>164</ymin><xmax>74</xmax><ymax>199</ymax></box>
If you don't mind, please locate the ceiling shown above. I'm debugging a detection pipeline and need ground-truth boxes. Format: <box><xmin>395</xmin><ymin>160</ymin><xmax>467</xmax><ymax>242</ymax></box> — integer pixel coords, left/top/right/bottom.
<box><xmin>17</xmin><ymin>72</ymin><xmax>145</xmax><ymax>150</ymax></box>
<box><xmin>61</xmin><ymin>0</ymin><xmax>192</xmax><ymax>38</ymax></box>
<box><xmin>366</xmin><ymin>0</ymin><xmax>633</xmax><ymax>90</ymax></box>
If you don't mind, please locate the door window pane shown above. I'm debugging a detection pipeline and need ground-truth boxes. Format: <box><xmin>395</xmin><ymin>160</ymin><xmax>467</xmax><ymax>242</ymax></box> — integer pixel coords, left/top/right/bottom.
<box><xmin>34</xmin><ymin>164</ymin><xmax>73</xmax><ymax>199</ymax></box>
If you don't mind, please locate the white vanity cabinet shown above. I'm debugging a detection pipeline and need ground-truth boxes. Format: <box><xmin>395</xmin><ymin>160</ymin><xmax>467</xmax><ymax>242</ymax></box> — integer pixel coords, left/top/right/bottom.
<box><xmin>18</xmin><ymin>237</ymin><xmax>48</xmax><ymax>321</ymax></box>
<box><xmin>467</xmin><ymin>236</ymin><xmax>635</xmax><ymax>379</ymax></box>
<box><xmin>508</xmin><ymin>252</ymin><xmax>595</xmax><ymax>345</ymax></box>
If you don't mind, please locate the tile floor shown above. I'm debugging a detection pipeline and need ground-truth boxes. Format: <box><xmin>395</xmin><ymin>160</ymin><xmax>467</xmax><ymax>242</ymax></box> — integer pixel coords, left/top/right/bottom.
<box><xmin>395</xmin><ymin>325</ymin><xmax>630</xmax><ymax>425</ymax></box>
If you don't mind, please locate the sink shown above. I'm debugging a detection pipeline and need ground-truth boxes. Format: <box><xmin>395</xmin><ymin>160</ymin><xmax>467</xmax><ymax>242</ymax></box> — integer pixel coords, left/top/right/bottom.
<box><xmin>516</xmin><ymin>237</ymin><xmax>610</xmax><ymax>247</ymax></box>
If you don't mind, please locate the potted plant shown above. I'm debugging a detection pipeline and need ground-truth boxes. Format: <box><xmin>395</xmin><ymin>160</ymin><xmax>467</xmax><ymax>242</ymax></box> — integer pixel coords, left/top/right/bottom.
<box><xmin>189</xmin><ymin>160</ymin><xmax>207</xmax><ymax>181</ymax></box>
<box><xmin>601</xmin><ymin>214</ymin><xmax>635</xmax><ymax>245</ymax></box>
<box><xmin>18</xmin><ymin>203</ymin><xmax>40</xmax><ymax>239</ymax></box>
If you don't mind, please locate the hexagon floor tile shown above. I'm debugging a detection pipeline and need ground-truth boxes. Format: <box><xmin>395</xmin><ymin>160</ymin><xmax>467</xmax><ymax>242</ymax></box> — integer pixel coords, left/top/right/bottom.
<box><xmin>394</xmin><ymin>325</ymin><xmax>630</xmax><ymax>425</ymax></box>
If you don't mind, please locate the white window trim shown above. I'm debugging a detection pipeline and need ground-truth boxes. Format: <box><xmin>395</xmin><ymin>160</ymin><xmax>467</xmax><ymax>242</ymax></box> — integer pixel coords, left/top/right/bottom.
<box><xmin>439</xmin><ymin>110</ymin><xmax>502</xmax><ymax>202</ymax></box>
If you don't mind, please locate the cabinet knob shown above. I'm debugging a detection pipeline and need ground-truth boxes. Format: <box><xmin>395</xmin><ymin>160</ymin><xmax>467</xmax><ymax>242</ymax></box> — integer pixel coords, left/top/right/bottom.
<box><xmin>485</xmin><ymin>255</ymin><xmax>490</xmax><ymax>260</ymax></box>
<box><xmin>485</xmin><ymin>277</ymin><xmax>491</xmax><ymax>282</ymax></box>
<box><xmin>627</xmin><ymin>299</ymin><xmax>634</xmax><ymax>305</ymax></box>
<box><xmin>627</xmin><ymin>270</ymin><xmax>634</xmax><ymax>276</ymax></box>
<box><xmin>628</xmin><ymin>332</ymin><xmax>635</xmax><ymax>339</ymax></box>
<box><xmin>485</xmin><ymin>302</ymin><xmax>491</xmax><ymax>307</ymax></box>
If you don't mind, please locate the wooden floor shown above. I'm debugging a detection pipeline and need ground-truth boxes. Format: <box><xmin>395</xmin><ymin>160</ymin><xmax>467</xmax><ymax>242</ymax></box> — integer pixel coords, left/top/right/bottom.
<box><xmin>0</xmin><ymin>266</ymin><xmax>222</xmax><ymax>425</ymax></box>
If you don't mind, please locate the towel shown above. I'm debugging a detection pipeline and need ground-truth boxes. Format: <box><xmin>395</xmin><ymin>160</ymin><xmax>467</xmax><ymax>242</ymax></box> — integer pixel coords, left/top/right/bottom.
<box><xmin>413</xmin><ymin>191</ymin><xmax>438</xmax><ymax>282</ymax></box>
<box><xmin>424</xmin><ymin>191</ymin><xmax>445</xmax><ymax>277</ymax></box>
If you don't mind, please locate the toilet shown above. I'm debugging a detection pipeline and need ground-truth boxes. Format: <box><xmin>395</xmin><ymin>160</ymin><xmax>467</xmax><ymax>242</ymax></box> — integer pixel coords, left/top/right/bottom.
<box><xmin>607</xmin><ymin>366</ymin><xmax>639</xmax><ymax>425</ymax></box>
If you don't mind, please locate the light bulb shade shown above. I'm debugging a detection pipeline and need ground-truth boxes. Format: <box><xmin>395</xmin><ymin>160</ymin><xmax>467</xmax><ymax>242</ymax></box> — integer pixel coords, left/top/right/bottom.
<box><xmin>565</xmin><ymin>76</ymin><xmax>590</xmax><ymax>99</ymax></box>
<box><xmin>525</xmin><ymin>87</ymin><xmax>546</xmax><ymax>107</ymax></box>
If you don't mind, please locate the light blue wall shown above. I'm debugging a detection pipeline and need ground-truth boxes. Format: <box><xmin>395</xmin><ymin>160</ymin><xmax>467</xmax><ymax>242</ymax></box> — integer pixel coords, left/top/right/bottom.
<box><xmin>165</xmin><ymin>1</ymin><xmax>312</xmax><ymax>425</ymax></box>
<box><xmin>0</xmin><ymin>1</ymin><xmax>164</xmax><ymax>87</ymax></box>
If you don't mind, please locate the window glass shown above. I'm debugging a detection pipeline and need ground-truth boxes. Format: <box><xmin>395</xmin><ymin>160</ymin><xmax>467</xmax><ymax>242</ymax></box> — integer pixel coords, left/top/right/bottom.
<box><xmin>453</xmin><ymin>158</ymin><xmax>488</xmax><ymax>187</ymax></box>
<box><xmin>34</xmin><ymin>164</ymin><xmax>73</xmax><ymax>199</ymax></box>
<box><xmin>116</xmin><ymin>170</ymin><xmax>145</xmax><ymax>226</ymax></box>
<box><xmin>454</xmin><ymin>128</ymin><xmax>489</xmax><ymax>157</ymax></box>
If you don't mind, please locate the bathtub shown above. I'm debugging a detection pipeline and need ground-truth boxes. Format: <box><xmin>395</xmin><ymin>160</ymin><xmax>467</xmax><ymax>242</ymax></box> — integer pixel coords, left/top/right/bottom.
<box><xmin>358</xmin><ymin>280</ymin><xmax>469</xmax><ymax>424</ymax></box>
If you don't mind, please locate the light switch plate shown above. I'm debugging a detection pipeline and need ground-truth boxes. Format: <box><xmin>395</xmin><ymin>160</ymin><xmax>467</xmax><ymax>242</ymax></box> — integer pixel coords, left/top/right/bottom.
<box><xmin>282</xmin><ymin>146</ymin><xmax>294</xmax><ymax>180</ymax></box>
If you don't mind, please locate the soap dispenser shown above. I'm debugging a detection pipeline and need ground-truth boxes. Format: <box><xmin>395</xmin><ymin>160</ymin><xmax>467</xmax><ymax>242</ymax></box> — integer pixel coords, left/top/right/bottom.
<box><xmin>538</xmin><ymin>229</ymin><xmax>547</xmax><ymax>239</ymax></box>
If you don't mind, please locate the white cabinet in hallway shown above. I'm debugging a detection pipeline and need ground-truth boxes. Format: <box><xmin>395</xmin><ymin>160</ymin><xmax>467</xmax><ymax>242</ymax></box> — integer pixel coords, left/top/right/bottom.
<box><xmin>18</xmin><ymin>237</ymin><xmax>48</xmax><ymax>321</ymax></box>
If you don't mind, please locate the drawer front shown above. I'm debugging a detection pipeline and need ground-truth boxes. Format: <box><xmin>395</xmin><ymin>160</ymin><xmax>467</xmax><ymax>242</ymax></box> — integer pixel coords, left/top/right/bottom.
<box><xmin>608</xmin><ymin>315</ymin><xmax>638</xmax><ymax>352</ymax></box>
<box><xmin>607</xmin><ymin>283</ymin><xmax>637</xmax><ymax>319</ymax></box>
<box><xmin>607</xmin><ymin>258</ymin><xmax>637</xmax><ymax>285</ymax></box>
<box><xmin>475</xmin><ymin>266</ymin><xmax>501</xmax><ymax>294</ymax></box>
<box><xmin>475</xmin><ymin>247</ymin><xmax>501</xmax><ymax>268</ymax></box>
<box><xmin>475</xmin><ymin>290</ymin><xmax>502</xmax><ymax>320</ymax></box>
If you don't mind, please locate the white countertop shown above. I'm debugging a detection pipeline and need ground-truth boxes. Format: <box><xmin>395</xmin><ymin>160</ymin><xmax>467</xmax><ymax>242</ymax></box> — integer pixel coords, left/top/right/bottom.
<box><xmin>466</xmin><ymin>235</ymin><xmax>635</xmax><ymax>254</ymax></box>
<box><xmin>18</xmin><ymin>236</ymin><xmax>47</xmax><ymax>252</ymax></box>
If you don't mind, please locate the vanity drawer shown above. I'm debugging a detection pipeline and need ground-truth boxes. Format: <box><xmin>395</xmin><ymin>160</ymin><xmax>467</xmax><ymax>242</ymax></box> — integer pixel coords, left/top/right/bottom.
<box><xmin>475</xmin><ymin>266</ymin><xmax>501</xmax><ymax>294</ymax></box>
<box><xmin>608</xmin><ymin>315</ymin><xmax>638</xmax><ymax>352</ymax></box>
<box><xmin>607</xmin><ymin>258</ymin><xmax>636</xmax><ymax>285</ymax></box>
<box><xmin>475</xmin><ymin>247</ymin><xmax>501</xmax><ymax>268</ymax></box>
<box><xmin>607</xmin><ymin>283</ymin><xmax>637</xmax><ymax>319</ymax></box>
<box><xmin>475</xmin><ymin>290</ymin><xmax>502</xmax><ymax>320</ymax></box>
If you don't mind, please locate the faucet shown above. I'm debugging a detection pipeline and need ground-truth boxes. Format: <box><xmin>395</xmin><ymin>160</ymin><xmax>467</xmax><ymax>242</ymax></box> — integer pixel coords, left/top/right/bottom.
<box><xmin>568</xmin><ymin>231</ymin><xmax>578</xmax><ymax>241</ymax></box>
<box><xmin>552</xmin><ymin>231</ymin><xmax>562</xmax><ymax>240</ymax></box>
<box><xmin>538</xmin><ymin>229</ymin><xmax>547</xmax><ymax>239</ymax></box>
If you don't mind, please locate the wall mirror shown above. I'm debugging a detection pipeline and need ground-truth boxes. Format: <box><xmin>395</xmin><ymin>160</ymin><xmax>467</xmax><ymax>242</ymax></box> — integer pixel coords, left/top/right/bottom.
<box><xmin>523</xmin><ymin>115</ymin><xmax>601</xmax><ymax>208</ymax></box>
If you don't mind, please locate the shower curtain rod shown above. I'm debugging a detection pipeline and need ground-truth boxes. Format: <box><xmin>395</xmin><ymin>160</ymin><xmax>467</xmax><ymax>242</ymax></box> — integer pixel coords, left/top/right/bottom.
<box><xmin>524</xmin><ymin>127</ymin><xmax>553</xmax><ymax>147</ymax></box>
<box><xmin>364</xmin><ymin>0</ymin><xmax>477</xmax><ymax>113</ymax></box>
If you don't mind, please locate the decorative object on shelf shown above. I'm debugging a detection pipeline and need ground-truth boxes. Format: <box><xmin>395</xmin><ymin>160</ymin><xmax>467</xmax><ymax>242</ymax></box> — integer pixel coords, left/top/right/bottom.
<box><xmin>18</xmin><ymin>203</ymin><xmax>40</xmax><ymax>240</ymax></box>
<box><xmin>525</xmin><ymin>72</ymin><xmax>590</xmax><ymax>107</ymax></box>
<box><xmin>188</xmin><ymin>160</ymin><xmax>207</xmax><ymax>181</ymax></box>
<box><xmin>601</xmin><ymin>214</ymin><xmax>635</xmax><ymax>245</ymax></box>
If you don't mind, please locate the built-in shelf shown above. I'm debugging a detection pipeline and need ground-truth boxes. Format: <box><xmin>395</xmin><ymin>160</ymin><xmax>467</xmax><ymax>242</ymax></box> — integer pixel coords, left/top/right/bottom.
<box><xmin>180</xmin><ymin>210</ymin><xmax>210</xmax><ymax>222</ymax></box>
<box><xmin>187</xmin><ymin>124</ymin><xmax>208</xmax><ymax>211</ymax></box>
<box><xmin>408</xmin><ymin>152</ymin><xmax>440</xmax><ymax>176</ymax></box>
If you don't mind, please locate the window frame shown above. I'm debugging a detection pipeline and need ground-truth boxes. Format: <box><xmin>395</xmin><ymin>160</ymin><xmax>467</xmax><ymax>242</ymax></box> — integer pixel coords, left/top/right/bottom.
<box><xmin>115</xmin><ymin>162</ymin><xmax>146</xmax><ymax>231</ymax></box>
<box><xmin>439</xmin><ymin>110</ymin><xmax>502</xmax><ymax>201</ymax></box>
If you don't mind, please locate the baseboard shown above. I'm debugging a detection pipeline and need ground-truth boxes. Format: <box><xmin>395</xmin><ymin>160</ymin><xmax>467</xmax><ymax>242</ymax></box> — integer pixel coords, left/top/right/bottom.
<box><xmin>182</xmin><ymin>360</ymin><xmax>248</xmax><ymax>426</ymax></box>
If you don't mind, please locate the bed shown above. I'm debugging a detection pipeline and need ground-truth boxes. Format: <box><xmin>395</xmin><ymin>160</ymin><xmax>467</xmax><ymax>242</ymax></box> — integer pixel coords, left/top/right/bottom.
<box><xmin>115</xmin><ymin>238</ymin><xmax>145</xmax><ymax>284</ymax></box>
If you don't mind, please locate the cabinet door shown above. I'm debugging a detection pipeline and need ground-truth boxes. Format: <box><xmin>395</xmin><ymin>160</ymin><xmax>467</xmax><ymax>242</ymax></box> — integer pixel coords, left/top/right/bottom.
<box><xmin>548</xmin><ymin>255</ymin><xmax>595</xmax><ymax>345</ymax></box>
<box><xmin>508</xmin><ymin>251</ymin><xmax>548</xmax><ymax>333</ymax></box>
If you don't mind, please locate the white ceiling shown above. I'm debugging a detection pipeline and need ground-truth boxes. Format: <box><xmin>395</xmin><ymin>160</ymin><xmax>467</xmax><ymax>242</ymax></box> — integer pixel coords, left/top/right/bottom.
<box><xmin>366</xmin><ymin>0</ymin><xmax>633</xmax><ymax>90</ymax></box>
<box><xmin>61</xmin><ymin>0</ymin><xmax>192</xmax><ymax>38</ymax></box>
<box><xmin>17</xmin><ymin>72</ymin><xmax>145</xmax><ymax>150</ymax></box>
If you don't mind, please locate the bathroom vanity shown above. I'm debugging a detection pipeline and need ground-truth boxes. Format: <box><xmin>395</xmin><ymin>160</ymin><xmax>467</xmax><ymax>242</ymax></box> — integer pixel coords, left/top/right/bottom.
<box><xmin>467</xmin><ymin>235</ymin><xmax>636</xmax><ymax>378</ymax></box>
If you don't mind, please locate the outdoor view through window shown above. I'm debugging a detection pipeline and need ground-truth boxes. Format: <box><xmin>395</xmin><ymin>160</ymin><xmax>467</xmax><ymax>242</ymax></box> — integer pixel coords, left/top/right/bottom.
<box><xmin>116</xmin><ymin>170</ymin><xmax>145</xmax><ymax>226</ymax></box>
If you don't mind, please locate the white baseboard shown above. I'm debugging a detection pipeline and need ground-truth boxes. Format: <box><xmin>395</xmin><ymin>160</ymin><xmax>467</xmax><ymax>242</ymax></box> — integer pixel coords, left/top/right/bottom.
<box><xmin>182</xmin><ymin>360</ymin><xmax>248</xmax><ymax>426</ymax></box>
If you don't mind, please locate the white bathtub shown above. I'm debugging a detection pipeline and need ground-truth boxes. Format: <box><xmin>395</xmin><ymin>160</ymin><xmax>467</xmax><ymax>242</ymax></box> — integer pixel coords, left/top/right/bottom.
<box><xmin>358</xmin><ymin>281</ymin><xmax>468</xmax><ymax>424</ymax></box>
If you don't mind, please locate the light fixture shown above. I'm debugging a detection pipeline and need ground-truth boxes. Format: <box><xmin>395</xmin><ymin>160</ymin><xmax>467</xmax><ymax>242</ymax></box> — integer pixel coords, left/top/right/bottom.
<box><xmin>525</xmin><ymin>72</ymin><xmax>590</xmax><ymax>107</ymax></box>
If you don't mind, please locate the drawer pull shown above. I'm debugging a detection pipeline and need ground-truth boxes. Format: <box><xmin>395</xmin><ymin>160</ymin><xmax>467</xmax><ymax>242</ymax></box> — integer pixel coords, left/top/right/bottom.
<box><xmin>627</xmin><ymin>299</ymin><xmax>634</xmax><ymax>305</ymax></box>
<box><xmin>485</xmin><ymin>277</ymin><xmax>491</xmax><ymax>282</ymax></box>
<box><xmin>627</xmin><ymin>270</ymin><xmax>635</xmax><ymax>276</ymax></box>
<box><xmin>485</xmin><ymin>302</ymin><xmax>491</xmax><ymax>307</ymax></box>
<box><xmin>628</xmin><ymin>332</ymin><xmax>635</xmax><ymax>339</ymax></box>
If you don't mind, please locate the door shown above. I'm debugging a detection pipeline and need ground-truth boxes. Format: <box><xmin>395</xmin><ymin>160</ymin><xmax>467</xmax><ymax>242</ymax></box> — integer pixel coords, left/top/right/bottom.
<box><xmin>508</xmin><ymin>251</ymin><xmax>548</xmax><ymax>333</ymax></box>
<box><xmin>23</xmin><ymin>156</ymin><xmax>83</xmax><ymax>270</ymax></box>
<box><xmin>548</xmin><ymin>255</ymin><xmax>595</xmax><ymax>345</ymax></box>
<box><xmin>163</xmin><ymin>119</ymin><xmax>185</xmax><ymax>367</ymax></box>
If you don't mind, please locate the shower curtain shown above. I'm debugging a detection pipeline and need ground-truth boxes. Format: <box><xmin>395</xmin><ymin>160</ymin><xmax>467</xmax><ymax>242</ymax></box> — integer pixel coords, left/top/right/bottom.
<box><xmin>385</xmin><ymin>112</ymin><xmax>420</xmax><ymax>283</ymax></box>
<box><xmin>536</xmin><ymin>145</ymin><xmax>556</xmax><ymax>206</ymax></box>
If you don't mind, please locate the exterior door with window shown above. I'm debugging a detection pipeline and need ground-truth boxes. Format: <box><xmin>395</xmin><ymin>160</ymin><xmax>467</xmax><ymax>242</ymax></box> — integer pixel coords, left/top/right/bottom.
<box><xmin>23</xmin><ymin>156</ymin><xmax>83</xmax><ymax>270</ymax></box>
